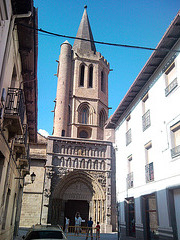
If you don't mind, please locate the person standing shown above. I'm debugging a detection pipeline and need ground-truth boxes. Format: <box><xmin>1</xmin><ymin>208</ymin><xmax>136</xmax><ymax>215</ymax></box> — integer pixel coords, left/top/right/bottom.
<box><xmin>75</xmin><ymin>212</ymin><xmax>81</xmax><ymax>235</ymax></box>
<box><xmin>65</xmin><ymin>217</ymin><xmax>70</xmax><ymax>233</ymax></box>
<box><xmin>96</xmin><ymin>222</ymin><xmax>100</xmax><ymax>240</ymax></box>
<box><xmin>86</xmin><ymin>217</ymin><xmax>93</xmax><ymax>240</ymax></box>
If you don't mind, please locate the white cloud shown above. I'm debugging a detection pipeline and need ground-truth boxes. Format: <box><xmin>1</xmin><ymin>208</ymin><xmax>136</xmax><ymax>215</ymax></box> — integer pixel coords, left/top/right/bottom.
<box><xmin>38</xmin><ymin>129</ymin><xmax>50</xmax><ymax>137</ymax></box>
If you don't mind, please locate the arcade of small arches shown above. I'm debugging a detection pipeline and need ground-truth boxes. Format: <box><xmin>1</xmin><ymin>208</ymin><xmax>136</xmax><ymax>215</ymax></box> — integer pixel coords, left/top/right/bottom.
<box><xmin>52</xmin><ymin>156</ymin><xmax>106</xmax><ymax>171</ymax></box>
<box><xmin>53</xmin><ymin>143</ymin><xmax>107</xmax><ymax>158</ymax></box>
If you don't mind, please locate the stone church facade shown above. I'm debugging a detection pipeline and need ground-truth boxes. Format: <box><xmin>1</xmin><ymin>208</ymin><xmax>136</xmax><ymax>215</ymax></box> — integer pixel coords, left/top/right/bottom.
<box><xmin>20</xmin><ymin>7</ymin><xmax>116</xmax><ymax>232</ymax></box>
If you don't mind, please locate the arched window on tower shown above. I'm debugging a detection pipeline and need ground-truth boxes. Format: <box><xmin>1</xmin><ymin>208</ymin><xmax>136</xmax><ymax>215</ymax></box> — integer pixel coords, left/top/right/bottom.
<box><xmin>99</xmin><ymin>109</ymin><xmax>107</xmax><ymax>128</ymax></box>
<box><xmin>79</xmin><ymin>106</ymin><xmax>89</xmax><ymax>124</ymax></box>
<box><xmin>80</xmin><ymin>64</ymin><xmax>85</xmax><ymax>87</ymax></box>
<box><xmin>88</xmin><ymin>65</ymin><xmax>93</xmax><ymax>88</ymax></box>
<box><xmin>101</xmin><ymin>70</ymin><xmax>105</xmax><ymax>93</ymax></box>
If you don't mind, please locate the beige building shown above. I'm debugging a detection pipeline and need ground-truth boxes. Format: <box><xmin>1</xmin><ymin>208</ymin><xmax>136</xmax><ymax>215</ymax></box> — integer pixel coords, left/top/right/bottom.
<box><xmin>20</xmin><ymin>6</ymin><xmax>116</xmax><ymax>232</ymax></box>
<box><xmin>0</xmin><ymin>0</ymin><xmax>38</xmax><ymax>239</ymax></box>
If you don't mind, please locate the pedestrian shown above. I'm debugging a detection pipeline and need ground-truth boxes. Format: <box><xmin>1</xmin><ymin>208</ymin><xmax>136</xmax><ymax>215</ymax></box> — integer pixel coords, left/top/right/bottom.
<box><xmin>78</xmin><ymin>214</ymin><xmax>82</xmax><ymax>233</ymax></box>
<box><xmin>86</xmin><ymin>217</ymin><xmax>93</xmax><ymax>240</ymax></box>
<box><xmin>75</xmin><ymin>212</ymin><xmax>81</xmax><ymax>235</ymax></box>
<box><xmin>65</xmin><ymin>217</ymin><xmax>70</xmax><ymax>233</ymax></box>
<box><xmin>96</xmin><ymin>222</ymin><xmax>100</xmax><ymax>240</ymax></box>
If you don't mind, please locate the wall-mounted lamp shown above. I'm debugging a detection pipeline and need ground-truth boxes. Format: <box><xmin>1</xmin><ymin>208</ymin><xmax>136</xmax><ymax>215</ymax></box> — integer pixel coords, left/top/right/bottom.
<box><xmin>30</xmin><ymin>172</ymin><xmax>36</xmax><ymax>183</ymax></box>
<box><xmin>15</xmin><ymin>172</ymin><xmax>36</xmax><ymax>184</ymax></box>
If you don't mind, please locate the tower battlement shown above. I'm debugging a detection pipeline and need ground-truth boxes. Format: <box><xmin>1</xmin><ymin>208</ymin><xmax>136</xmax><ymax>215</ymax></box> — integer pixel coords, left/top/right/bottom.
<box><xmin>97</xmin><ymin>52</ymin><xmax>110</xmax><ymax>68</ymax></box>
<box><xmin>72</xmin><ymin>50</ymin><xmax>110</xmax><ymax>68</ymax></box>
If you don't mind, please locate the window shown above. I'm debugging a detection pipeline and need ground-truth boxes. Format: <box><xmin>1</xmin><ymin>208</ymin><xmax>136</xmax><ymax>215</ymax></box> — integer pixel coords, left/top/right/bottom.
<box><xmin>165</xmin><ymin>62</ymin><xmax>178</xmax><ymax>96</ymax></box>
<box><xmin>142</xmin><ymin>93</ymin><xmax>151</xmax><ymax>131</ymax></box>
<box><xmin>0</xmin><ymin>0</ymin><xmax>8</xmax><ymax>21</ymax></box>
<box><xmin>79</xmin><ymin>130</ymin><xmax>88</xmax><ymax>138</ymax></box>
<box><xmin>99</xmin><ymin>109</ymin><xmax>107</xmax><ymax>128</ymax></box>
<box><xmin>88</xmin><ymin>65</ymin><xmax>93</xmax><ymax>88</ymax></box>
<box><xmin>170</xmin><ymin>121</ymin><xmax>180</xmax><ymax>158</ymax></box>
<box><xmin>101</xmin><ymin>71</ymin><xmax>105</xmax><ymax>93</ymax></box>
<box><xmin>80</xmin><ymin>65</ymin><xmax>85</xmax><ymax>87</ymax></box>
<box><xmin>126</xmin><ymin>115</ymin><xmax>132</xmax><ymax>146</ymax></box>
<box><xmin>127</xmin><ymin>155</ymin><xmax>133</xmax><ymax>189</ymax></box>
<box><xmin>79</xmin><ymin>106</ymin><xmax>89</xmax><ymax>124</ymax></box>
<box><xmin>82</xmin><ymin>108</ymin><xmax>88</xmax><ymax>124</ymax></box>
<box><xmin>144</xmin><ymin>141</ymin><xmax>154</xmax><ymax>182</ymax></box>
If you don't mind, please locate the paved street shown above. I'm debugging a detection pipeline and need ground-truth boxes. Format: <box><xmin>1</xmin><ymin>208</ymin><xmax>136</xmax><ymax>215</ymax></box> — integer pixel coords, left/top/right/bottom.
<box><xmin>14</xmin><ymin>228</ymin><xmax>118</xmax><ymax>240</ymax></box>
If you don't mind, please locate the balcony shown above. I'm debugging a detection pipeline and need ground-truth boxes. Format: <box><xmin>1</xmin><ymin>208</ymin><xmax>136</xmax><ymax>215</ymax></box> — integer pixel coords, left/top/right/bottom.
<box><xmin>126</xmin><ymin>128</ymin><xmax>132</xmax><ymax>146</ymax></box>
<box><xmin>127</xmin><ymin>172</ymin><xmax>133</xmax><ymax>189</ymax></box>
<box><xmin>145</xmin><ymin>162</ymin><xmax>154</xmax><ymax>182</ymax></box>
<box><xmin>14</xmin><ymin>124</ymin><xmax>28</xmax><ymax>154</ymax></box>
<box><xmin>165</xmin><ymin>78</ymin><xmax>178</xmax><ymax>97</ymax></box>
<box><xmin>16</xmin><ymin>144</ymin><xmax>30</xmax><ymax>171</ymax></box>
<box><xmin>171</xmin><ymin>145</ymin><xmax>180</xmax><ymax>158</ymax></box>
<box><xmin>142</xmin><ymin>110</ymin><xmax>151</xmax><ymax>131</ymax></box>
<box><xmin>4</xmin><ymin>88</ymin><xmax>25</xmax><ymax>135</ymax></box>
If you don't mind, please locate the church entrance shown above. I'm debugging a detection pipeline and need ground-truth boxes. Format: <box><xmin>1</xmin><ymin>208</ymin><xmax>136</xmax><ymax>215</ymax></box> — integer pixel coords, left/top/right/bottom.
<box><xmin>49</xmin><ymin>171</ymin><xmax>106</xmax><ymax>229</ymax></box>
<box><xmin>64</xmin><ymin>200</ymin><xmax>89</xmax><ymax>226</ymax></box>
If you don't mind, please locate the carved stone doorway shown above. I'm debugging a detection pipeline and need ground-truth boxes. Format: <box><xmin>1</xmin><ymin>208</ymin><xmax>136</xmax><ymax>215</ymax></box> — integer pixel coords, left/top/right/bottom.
<box><xmin>64</xmin><ymin>200</ymin><xmax>89</xmax><ymax>226</ymax></box>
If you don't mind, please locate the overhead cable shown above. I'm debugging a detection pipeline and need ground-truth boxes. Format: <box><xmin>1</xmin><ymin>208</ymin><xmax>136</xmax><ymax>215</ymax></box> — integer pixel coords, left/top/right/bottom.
<box><xmin>17</xmin><ymin>23</ymin><xmax>180</xmax><ymax>53</ymax></box>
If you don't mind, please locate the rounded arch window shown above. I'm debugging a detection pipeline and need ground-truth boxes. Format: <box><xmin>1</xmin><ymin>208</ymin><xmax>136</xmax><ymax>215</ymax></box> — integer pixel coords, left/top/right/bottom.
<box><xmin>79</xmin><ymin>130</ymin><xmax>88</xmax><ymax>138</ymax></box>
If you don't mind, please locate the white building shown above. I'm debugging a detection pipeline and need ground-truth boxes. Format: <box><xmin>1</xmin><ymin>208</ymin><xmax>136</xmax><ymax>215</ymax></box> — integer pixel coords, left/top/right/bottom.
<box><xmin>106</xmin><ymin>10</ymin><xmax>180</xmax><ymax>240</ymax></box>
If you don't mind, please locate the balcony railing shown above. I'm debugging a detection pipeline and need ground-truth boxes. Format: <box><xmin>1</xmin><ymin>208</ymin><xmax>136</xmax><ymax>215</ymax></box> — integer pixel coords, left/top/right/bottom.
<box><xmin>4</xmin><ymin>88</ymin><xmax>25</xmax><ymax>125</ymax></box>
<box><xmin>126</xmin><ymin>129</ymin><xmax>132</xmax><ymax>146</ymax></box>
<box><xmin>14</xmin><ymin>124</ymin><xmax>28</xmax><ymax>147</ymax></box>
<box><xmin>165</xmin><ymin>78</ymin><xmax>178</xmax><ymax>97</ymax></box>
<box><xmin>171</xmin><ymin>145</ymin><xmax>180</xmax><ymax>158</ymax></box>
<box><xmin>142</xmin><ymin>110</ymin><xmax>151</xmax><ymax>131</ymax></box>
<box><xmin>127</xmin><ymin>172</ymin><xmax>133</xmax><ymax>189</ymax></box>
<box><xmin>145</xmin><ymin>162</ymin><xmax>154</xmax><ymax>182</ymax></box>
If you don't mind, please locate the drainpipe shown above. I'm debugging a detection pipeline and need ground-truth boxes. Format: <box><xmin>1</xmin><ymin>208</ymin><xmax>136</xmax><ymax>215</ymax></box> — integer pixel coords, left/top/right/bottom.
<box><xmin>11</xmin><ymin>11</ymin><xmax>32</xmax><ymax>238</ymax></box>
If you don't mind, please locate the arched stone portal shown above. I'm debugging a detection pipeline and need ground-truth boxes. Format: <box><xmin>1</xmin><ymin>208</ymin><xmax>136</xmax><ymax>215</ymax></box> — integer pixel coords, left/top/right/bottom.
<box><xmin>49</xmin><ymin>171</ymin><xmax>106</xmax><ymax>228</ymax></box>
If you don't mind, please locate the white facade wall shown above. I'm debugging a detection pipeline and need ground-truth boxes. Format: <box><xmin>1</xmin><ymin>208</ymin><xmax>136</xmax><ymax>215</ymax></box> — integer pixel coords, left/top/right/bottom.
<box><xmin>115</xmin><ymin>39</ymin><xmax>180</xmax><ymax>239</ymax></box>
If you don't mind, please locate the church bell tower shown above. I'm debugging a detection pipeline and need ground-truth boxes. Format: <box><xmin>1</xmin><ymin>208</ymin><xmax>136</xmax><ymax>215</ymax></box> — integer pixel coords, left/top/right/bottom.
<box><xmin>53</xmin><ymin>6</ymin><xmax>110</xmax><ymax>140</ymax></box>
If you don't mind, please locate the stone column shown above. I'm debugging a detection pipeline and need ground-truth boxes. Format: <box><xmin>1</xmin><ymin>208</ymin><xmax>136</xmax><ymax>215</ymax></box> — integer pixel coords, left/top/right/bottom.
<box><xmin>53</xmin><ymin>41</ymin><xmax>72</xmax><ymax>137</ymax></box>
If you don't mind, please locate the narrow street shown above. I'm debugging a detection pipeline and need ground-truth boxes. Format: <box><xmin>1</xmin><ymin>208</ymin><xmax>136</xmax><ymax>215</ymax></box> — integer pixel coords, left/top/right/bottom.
<box><xmin>14</xmin><ymin>228</ymin><xmax>118</xmax><ymax>240</ymax></box>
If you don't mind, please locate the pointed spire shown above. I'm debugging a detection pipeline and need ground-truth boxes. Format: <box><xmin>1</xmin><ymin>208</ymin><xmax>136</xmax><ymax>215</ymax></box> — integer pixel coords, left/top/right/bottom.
<box><xmin>73</xmin><ymin>6</ymin><xmax>96</xmax><ymax>53</ymax></box>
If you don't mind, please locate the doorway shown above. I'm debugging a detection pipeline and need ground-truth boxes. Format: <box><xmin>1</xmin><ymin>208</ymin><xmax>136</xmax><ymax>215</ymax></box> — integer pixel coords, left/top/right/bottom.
<box><xmin>142</xmin><ymin>194</ymin><xmax>159</xmax><ymax>240</ymax></box>
<box><xmin>64</xmin><ymin>200</ymin><xmax>89</xmax><ymax>226</ymax></box>
<box><xmin>125</xmin><ymin>198</ymin><xmax>136</xmax><ymax>237</ymax></box>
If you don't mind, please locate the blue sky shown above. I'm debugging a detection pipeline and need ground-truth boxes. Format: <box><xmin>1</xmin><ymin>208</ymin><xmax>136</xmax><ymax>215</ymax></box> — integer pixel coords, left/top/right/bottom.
<box><xmin>34</xmin><ymin>0</ymin><xmax>180</xmax><ymax>136</ymax></box>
